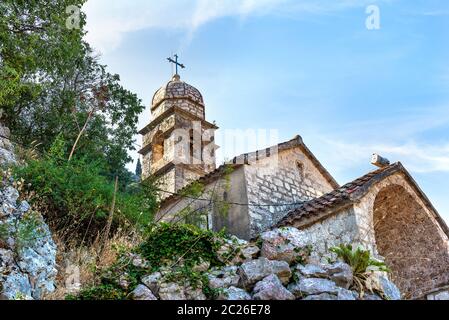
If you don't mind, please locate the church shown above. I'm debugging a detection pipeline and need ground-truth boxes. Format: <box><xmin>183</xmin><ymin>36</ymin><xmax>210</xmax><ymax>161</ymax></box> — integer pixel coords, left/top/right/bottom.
<box><xmin>139</xmin><ymin>63</ymin><xmax>449</xmax><ymax>300</ymax></box>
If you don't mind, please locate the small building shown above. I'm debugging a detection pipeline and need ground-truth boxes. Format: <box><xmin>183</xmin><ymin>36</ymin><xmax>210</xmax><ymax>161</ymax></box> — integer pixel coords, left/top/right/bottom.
<box><xmin>139</xmin><ymin>75</ymin><xmax>449</xmax><ymax>299</ymax></box>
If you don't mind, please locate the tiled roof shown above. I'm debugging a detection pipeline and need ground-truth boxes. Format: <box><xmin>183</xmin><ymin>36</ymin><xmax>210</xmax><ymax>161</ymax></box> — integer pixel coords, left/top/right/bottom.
<box><xmin>275</xmin><ymin>163</ymin><xmax>402</xmax><ymax>227</ymax></box>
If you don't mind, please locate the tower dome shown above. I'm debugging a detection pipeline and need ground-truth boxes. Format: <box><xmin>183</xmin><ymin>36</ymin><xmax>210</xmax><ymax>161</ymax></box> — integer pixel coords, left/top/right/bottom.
<box><xmin>151</xmin><ymin>74</ymin><xmax>204</xmax><ymax>110</ymax></box>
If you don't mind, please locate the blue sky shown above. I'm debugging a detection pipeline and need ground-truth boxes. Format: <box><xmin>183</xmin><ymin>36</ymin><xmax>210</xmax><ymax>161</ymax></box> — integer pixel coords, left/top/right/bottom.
<box><xmin>82</xmin><ymin>0</ymin><xmax>449</xmax><ymax>221</ymax></box>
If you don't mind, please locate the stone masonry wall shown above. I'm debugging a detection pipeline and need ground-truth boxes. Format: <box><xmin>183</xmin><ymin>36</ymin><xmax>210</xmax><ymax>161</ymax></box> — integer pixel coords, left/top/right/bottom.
<box><xmin>353</xmin><ymin>172</ymin><xmax>449</xmax><ymax>299</ymax></box>
<box><xmin>287</xmin><ymin>208</ymin><xmax>359</xmax><ymax>263</ymax></box>
<box><xmin>152</xmin><ymin>99</ymin><xmax>204</xmax><ymax>120</ymax></box>
<box><xmin>244</xmin><ymin>147</ymin><xmax>335</xmax><ymax>237</ymax></box>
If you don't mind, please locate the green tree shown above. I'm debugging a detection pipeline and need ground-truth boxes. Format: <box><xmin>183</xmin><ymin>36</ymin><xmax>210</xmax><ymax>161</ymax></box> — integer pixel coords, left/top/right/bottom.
<box><xmin>0</xmin><ymin>0</ymin><xmax>145</xmax><ymax>185</ymax></box>
<box><xmin>135</xmin><ymin>158</ymin><xmax>142</xmax><ymax>179</ymax></box>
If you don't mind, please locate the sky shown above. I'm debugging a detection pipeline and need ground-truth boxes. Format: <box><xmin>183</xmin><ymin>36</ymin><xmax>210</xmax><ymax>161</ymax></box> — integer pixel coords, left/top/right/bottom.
<box><xmin>82</xmin><ymin>0</ymin><xmax>449</xmax><ymax>221</ymax></box>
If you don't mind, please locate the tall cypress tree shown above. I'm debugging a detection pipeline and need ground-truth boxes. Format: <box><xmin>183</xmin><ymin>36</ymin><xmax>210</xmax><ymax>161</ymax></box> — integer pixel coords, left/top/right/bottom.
<box><xmin>135</xmin><ymin>158</ymin><xmax>142</xmax><ymax>179</ymax></box>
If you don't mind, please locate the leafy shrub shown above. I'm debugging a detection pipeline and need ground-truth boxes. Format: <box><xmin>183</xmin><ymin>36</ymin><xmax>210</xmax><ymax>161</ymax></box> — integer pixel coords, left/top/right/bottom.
<box><xmin>69</xmin><ymin>223</ymin><xmax>229</xmax><ymax>300</ymax></box>
<box><xmin>330</xmin><ymin>244</ymin><xmax>391</xmax><ymax>297</ymax></box>
<box><xmin>66</xmin><ymin>284</ymin><xmax>127</xmax><ymax>300</ymax></box>
<box><xmin>12</xmin><ymin>136</ymin><xmax>159</xmax><ymax>242</ymax></box>
<box><xmin>137</xmin><ymin>223</ymin><xmax>225</xmax><ymax>270</ymax></box>
<box><xmin>330</xmin><ymin>244</ymin><xmax>390</xmax><ymax>276</ymax></box>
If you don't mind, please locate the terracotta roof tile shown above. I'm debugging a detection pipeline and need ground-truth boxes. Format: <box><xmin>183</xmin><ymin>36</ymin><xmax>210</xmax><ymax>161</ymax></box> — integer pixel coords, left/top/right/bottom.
<box><xmin>275</xmin><ymin>163</ymin><xmax>400</xmax><ymax>227</ymax></box>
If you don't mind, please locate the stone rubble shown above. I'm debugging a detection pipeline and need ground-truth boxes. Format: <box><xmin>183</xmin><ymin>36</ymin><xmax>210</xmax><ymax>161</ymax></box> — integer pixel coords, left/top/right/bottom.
<box><xmin>128</xmin><ymin>225</ymin><xmax>400</xmax><ymax>301</ymax></box>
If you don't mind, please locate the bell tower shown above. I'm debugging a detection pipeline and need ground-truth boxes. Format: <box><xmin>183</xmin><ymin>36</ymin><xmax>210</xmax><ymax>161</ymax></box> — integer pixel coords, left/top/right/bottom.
<box><xmin>138</xmin><ymin>67</ymin><xmax>218</xmax><ymax>199</ymax></box>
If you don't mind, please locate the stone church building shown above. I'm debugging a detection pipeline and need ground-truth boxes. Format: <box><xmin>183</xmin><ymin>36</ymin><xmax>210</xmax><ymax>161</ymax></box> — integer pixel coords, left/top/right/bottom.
<box><xmin>139</xmin><ymin>74</ymin><xmax>449</xmax><ymax>300</ymax></box>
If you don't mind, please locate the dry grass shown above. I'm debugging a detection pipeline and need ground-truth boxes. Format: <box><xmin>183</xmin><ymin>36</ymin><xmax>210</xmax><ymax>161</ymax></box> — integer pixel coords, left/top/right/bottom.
<box><xmin>43</xmin><ymin>228</ymin><xmax>143</xmax><ymax>300</ymax></box>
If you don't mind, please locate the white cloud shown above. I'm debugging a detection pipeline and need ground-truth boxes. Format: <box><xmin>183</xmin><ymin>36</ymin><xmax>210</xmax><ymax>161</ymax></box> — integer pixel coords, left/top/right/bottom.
<box><xmin>82</xmin><ymin>0</ymin><xmax>289</xmax><ymax>53</ymax></box>
<box><xmin>316</xmin><ymin>138</ymin><xmax>449</xmax><ymax>174</ymax></box>
<box><xmin>82</xmin><ymin>0</ymin><xmax>389</xmax><ymax>53</ymax></box>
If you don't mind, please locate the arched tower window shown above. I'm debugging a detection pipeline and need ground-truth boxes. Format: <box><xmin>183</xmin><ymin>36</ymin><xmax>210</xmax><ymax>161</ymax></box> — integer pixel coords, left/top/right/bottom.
<box><xmin>152</xmin><ymin>132</ymin><xmax>164</xmax><ymax>163</ymax></box>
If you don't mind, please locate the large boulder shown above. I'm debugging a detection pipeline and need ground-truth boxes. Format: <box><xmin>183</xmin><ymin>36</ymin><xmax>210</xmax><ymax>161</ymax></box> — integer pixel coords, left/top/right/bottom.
<box><xmin>252</xmin><ymin>274</ymin><xmax>295</xmax><ymax>300</ymax></box>
<box><xmin>238</xmin><ymin>257</ymin><xmax>291</xmax><ymax>289</ymax></box>
<box><xmin>259</xmin><ymin>227</ymin><xmax>309</xmax><ymax>264</ymax></box>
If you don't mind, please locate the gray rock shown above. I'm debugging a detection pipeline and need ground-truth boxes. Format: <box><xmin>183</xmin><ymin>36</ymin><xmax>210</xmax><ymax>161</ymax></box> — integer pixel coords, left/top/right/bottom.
<box><xmin>192</xmin><ymin>259</ymin><xmax>210</xmax><ymax>273</ymax></box>
<box><xmin>337</xmin><ymin>288</ymin><xmax>357</xmax><ymax>300</ymax></box>
<box><xmin>304</xmin><ymin>293</ymin><xmax>337</xmax><ymax>300</ymax></box>
<box><xmin>431</xmin><ymin>291</ymin><xmax>449</xmax><ymax>300</ymax></box>
<box><xmin>326</xmin><ymin>262</ymin><xmax>353</xmax><ymax>289</ymax></box>
<box><xmin>238</xmin><ymin>258</ymin><xmax>291</xmax><ymax>289</ymax></box>
<box><xmin>141</xmin><ymin>272</ymin><xmax>162</xmax><ymax>296</ymax></box>
<box><xmin>216</xmin><ymin>236</ymin><xmax>259</xmax><ymax>265</ymax></box>
<box><xmin>260</xmin><ymin>227</ymin><xmax>309</xmax><ymax>264</ymax></box>
<box><xmin>296</xmin><ymin>278</ymin><xmax>339</xmax><ymax>296</ymax></box>
<box><xmin>362</xmin><ymin>293</ymin><xmax>382</xmax><ymax>300</ymax></box>
<box><xmin>185</xmin><ymin>285</ymin><xmax>206</xmax><ymax>300</ymax></box>
<box><xmin>129</xmin><ymin>253</ymin><xmax>149</xmax><ymax>269</ymax></box>
<box><xmin>296</xmin><ymin>263</ymin><xmax>327</xmax><ymax>278</ymax></box>
<box><xmin>131</xmin><ymin>284</ymin><xmax>157</xmax><ymax>300</ymax></box>
<box><xmin>217</xmin><ymin>286</ymin><xmax>252</xmax><ymax>300</ymax></box>
<box><xmin>270</xmin><ymin>260</ymin><xmax>292</xmax><ymax>284</ymax></box>
<box><xmin>3</xmin><ymin>186</ymin><xmax>19</xmax><ymax>204</ymax></box>
<box><xmin>207</xmin><ymin>266</ymin><xmax>240</xmax><ymax>289</ymax></box>
<box><xmin>1</xmin><ymin>271</ymin><xmax>33</xmax><ymax>300</ymax></box>
<box><xmin>1</xmin><ymin>202</ymin><xmax>15</xmax><ymax>217</ymax></box>
<box><xmin>252</xmin><ymin>274</ymin><xmax>295</xmax><ymax>300</ymax></box>
<box><xmin>0</xmin><ymin>148</ymin><xmax>16</xmax><ymax>166</ymax></box>
<box><xmin>241</xmin><ymin>245</ymin><xmax>260</xmax><ymax>260</ymax></box>
<box><xmin>158</xmin><ymin>282</ymin><xmax>187</xmax><ymax>300</ymax></box>
<box><xmin>15</xmin><ymin>215</ymin><xmax>57</xmax><ymax>299</ymax></box>
<box><xmin>17</xmin><ymin>200</ymin><xmax>30</xmax><ymax>214</ymax></box>
<box><xmin>378</xmin><ymin>275</ymin><xmax>401</xmax><ymax>300</ymax></box>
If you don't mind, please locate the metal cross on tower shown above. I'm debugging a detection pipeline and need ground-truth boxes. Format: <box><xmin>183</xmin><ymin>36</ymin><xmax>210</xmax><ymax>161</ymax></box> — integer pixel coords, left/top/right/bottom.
<box><xmin>167</xmin><ymin>54</ymin><xmax>185</xmax><ymax>76</ymax></box>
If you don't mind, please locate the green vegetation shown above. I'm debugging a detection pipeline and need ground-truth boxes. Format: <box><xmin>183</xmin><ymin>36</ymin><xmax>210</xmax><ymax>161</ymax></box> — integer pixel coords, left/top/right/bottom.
<box><xmin>69</xmin><ymin>223</ymin><xmax>229</xmax><ymax>300</ymax></box>
<box><xmin>138</xmin><ymin>223</ymin><xmax>225</xmax><ymax>269</ymax></box>
<box><xmin>12</xmin><ymin>136</ymin><xmax>159</xmax><ymax>241</ymax></box>
<box><xmin>330</xmin><ymin>244</ymin><xmax>391</xmax><ymax>297</ymax></box>
<box><xmin>330</xmin><ymin>244</ymin><xmax>390</xmax><ymax>275</ymax></box>
<box><xmin>1</xmin><ymin>0</ymin><xmax>144</xmax><ymax>187</ymax></box>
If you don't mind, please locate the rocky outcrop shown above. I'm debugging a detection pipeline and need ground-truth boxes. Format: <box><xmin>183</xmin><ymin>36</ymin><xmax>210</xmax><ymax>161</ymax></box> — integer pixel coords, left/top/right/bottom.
<box><xmin>0</xmin><ymin>124</ymin><xmax>57</xmax><ymax>300</ymax></box>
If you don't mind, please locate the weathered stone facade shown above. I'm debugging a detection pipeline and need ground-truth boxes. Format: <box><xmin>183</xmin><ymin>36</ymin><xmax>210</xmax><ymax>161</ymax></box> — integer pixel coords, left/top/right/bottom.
<box><xmin>139</xmin><ymin>75</ymin><xmax>218</xmax><ymax>200</ymax></box>
<box><xmin>352</xmin><ymin>172</ymin><xmax>449</xmax><ymax>299</ymax></box>
<box><xmin>244</xmin><ymin>142</ymin><xmax>336</xmax><ymax>235</ymax></box>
